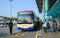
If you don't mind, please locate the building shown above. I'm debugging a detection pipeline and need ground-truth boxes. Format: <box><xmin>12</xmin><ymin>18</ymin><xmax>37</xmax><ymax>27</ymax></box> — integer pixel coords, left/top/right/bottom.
<box><xmin>36</xmin><ymin>0</ymin><xmax>57</xmax><ymax>13</ymax></box>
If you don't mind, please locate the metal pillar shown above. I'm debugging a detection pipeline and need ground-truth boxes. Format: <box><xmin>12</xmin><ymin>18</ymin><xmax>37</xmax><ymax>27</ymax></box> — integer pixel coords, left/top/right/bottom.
<box><xmin>9</xmin><ymin>0</ymin><xmax>13</xmax><ymax>18</ymax></box>
<box><xmin>42</xmin><ymin>0</ymin><xmax>45</xmax><ymax>22</ymax></box>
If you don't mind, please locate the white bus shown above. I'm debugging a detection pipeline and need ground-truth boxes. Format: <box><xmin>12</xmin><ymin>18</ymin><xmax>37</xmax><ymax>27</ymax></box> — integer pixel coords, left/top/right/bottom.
<box><xmin>17</xmin><ymin>10</ymin><xmax>39</xmax><ymax>31</ymax></box>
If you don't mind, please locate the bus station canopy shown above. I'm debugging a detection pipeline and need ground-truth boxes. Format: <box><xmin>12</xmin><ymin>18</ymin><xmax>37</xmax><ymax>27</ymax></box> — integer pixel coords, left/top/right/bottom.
<box><xmin>47</xmin><ymin>0</ymin><xmax>60</xmax><ymax>18</ymax></box>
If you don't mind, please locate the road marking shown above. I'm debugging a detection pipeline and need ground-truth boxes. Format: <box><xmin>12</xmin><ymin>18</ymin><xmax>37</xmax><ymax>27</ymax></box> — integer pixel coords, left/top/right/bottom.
<box><xmin>38</xmin><ymin>33</ymin><xmax>42</xmax><ymax>37</ymax></box>
<box><xmin>38</xmin><ymin>31</ymin><xmax>42</xmax><ymax>37</ymax></box>
<box><xmin>38</xmin><ymin>37</ymin><xmax>41</xmax><ymax>38</ymax></box>
<box><xmin>39</xmin><ymin>33</ymin><xmax>41</xmax><ymax>36</ymax></box>
<box><xmin>35</xmin><ymin>31</ymin><xmax>39</xmax><ymax>38</ymax></box>
<box><xmin>12</xmin><ymin>33</ymin><xmax>24</xmax><ymax>38</ymax></box>
<box><xmin>38</xmin><ymin>30</ymin><xmax>42</xmax><ymax>38</ymax></box>
<box><xmin>20</xmin><ymin>34</ymin><xmax>24</xmax><ymax>37</ymax></box>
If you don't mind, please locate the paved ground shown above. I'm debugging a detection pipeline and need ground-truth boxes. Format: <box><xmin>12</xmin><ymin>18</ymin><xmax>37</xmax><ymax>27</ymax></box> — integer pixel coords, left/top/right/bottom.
<box><xmin>0</xmin><ymin>25</ymin><xmax>20</xmax><ymax>38</ymax></box>
<box><xmin>0</xmin><ymin>25</ymin><xmax>38</xmax><ymax>38</ymax></box>
<box><xmin>38</xmin><ymin>30</ymin><xmax>60</xmax><ymax>38</ymax></box>
<box><xmin>21</xmin><ymin>31</ymin><xmax>37</xmax><ymax>38</ymax></box>
<box><xmin>0</xmin><ymin>26</ymin><xmax>60</xmax><ymax>38</ymax></box>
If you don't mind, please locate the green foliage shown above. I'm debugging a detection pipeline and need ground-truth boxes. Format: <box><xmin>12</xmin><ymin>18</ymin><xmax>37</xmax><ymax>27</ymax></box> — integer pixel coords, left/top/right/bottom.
<box><xmin>0</xmin><ymin>16</ymin><xmax>17</xmax><ymax>21</ymax></box>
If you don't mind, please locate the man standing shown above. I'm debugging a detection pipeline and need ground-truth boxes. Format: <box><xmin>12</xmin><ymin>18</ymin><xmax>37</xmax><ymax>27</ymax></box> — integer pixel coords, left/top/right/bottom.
<box><xmin>40</xmin><ymin>20</ymin><xmax>43</xmax><ymax>30</ymax></box>
<box><xmin>37</xmin><ymin>17</ymin><xmax>40</xmax><ymax>30</ymax></box>
<box><xmin>8</xmin><ymin>20</ymin><xmax>13</xmax><ymax>34</ymax></box>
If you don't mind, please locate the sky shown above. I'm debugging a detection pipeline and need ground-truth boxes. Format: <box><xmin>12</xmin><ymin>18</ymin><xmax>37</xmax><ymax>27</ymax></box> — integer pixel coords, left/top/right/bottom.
<box><xmin>0</xmin><ymin>0</ymin><xmax>41</xmax><ymax>18</ymax></box>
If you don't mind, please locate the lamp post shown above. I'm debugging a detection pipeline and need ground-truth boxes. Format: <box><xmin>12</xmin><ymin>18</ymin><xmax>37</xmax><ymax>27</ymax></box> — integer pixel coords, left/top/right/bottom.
<box><xmin>9</xmin><ymin>0</ymin><xmax>13</xmax><ymax>19</ymax></box>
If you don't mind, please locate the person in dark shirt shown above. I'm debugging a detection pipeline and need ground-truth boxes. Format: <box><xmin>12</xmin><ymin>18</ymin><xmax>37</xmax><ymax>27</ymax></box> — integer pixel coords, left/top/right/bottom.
<box><xmin>40</xmin><ymin>20</ymin><xmax>43</xmax><ymax>30</ymax></box>
<box><xmin>37</xmin><ymin>17</ymin><xmax>40</xmax><ymax>30</ymax></box>
<box><xmin>53</xmin><ymin>20</ymin><xmax>57</xmax><ymax>32</ymax></box>
<box><xmin>8</xmin><ymin>20</ymin><xmax>13</xmax><ymax>34</ymax></box>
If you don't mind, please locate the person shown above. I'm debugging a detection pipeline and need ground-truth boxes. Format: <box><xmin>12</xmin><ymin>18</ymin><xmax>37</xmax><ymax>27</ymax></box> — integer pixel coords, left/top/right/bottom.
<box><xmin>43</xmin><ymin>21</ymin><xmax>47</xmax><ymax>33</ymax></box>
<box><xmin>47</xmin><ymin>21</ymin><xmax>50</xmax><ymax>29</ymax></box>
<box><xmin>40</xmin><ymin>20</ymin><xmax>43</xmax><ymax>30</ymax></box>
<box><xmin>53</xmin><ymin>20</ymin><xmax>57</xmax><ymax>32</ymax></box>
<box><xmin>8</xmin><ymin>20</ymin><xmax>13</xmax><ymax>34</ymax></box>
<box><xmin>46</xmin><ymin>21</ymin><xmax>50</xmax><ymax>32</ymax></box>
<box><xmin>37</xmin><ymin>17</ymin><xmax>40</xmax><ymax>30</ymax></box>
<box><xmin>48</xmin><ymin>19</ymin><xmax>53</xmax><ymax>32</ymax></box>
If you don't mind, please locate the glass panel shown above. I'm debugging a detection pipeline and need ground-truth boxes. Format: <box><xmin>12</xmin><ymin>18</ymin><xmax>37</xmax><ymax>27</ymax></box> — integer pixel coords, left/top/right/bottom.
<box><xmin>17</xmin><ymin>12</ymin><xmax>33</xmax><ymax>23</ymax></box>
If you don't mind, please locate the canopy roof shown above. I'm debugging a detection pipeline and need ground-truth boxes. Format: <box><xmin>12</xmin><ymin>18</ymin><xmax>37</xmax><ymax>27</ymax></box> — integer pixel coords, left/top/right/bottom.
<box><xmin>47</xmin><ymin>0</ymin><xmax>60</xmax><ymax>18</ymax></box>
<box><xmin>36</xmin><ymin>0</ymin><xmax>57</xmax><ymax>13</ymax></box>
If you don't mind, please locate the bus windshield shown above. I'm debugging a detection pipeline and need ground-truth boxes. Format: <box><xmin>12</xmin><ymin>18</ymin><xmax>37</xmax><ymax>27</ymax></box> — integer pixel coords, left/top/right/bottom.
<box><xmin>17</xmin><ymin>12</ymin><xmax>33</xmax><ymax>23</ymax></box>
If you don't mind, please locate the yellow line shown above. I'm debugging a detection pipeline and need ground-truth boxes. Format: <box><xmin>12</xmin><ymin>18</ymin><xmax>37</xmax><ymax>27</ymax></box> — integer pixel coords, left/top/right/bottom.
<box><xmin>35</xmin><ymin>31</ymin><xmax>39</xmax><ymax>38</ymax></box>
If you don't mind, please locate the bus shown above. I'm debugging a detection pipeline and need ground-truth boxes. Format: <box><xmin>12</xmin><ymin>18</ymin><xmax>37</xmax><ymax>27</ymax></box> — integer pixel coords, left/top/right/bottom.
<box><xmin>17</xmin><ymin>10</ymin><xmax>39</xmax><ymax>31</ymax></box>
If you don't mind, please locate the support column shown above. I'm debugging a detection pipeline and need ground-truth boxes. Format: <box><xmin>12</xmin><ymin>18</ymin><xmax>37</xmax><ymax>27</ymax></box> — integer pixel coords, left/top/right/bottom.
<box><xmin>45</xmin><ymin>0</ymin><xmax>50</xmax><ymax>21</ymax></box>
<box><xmin>42</xmin><ymin>0</ymin><xmax>45</xmax><ymax>22</ymax></box>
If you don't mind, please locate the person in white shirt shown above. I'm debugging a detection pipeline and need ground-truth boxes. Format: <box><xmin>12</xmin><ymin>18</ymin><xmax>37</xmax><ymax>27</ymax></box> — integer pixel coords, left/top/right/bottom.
<box><xmin>48</xmin><ymin>19</ymin><xmax>53</xmax><ymax>32</ymax></box>
<box><xmin>43</xmin><ymin>21</ymin><xmax>47</xmax><ymax>33</ymax></box>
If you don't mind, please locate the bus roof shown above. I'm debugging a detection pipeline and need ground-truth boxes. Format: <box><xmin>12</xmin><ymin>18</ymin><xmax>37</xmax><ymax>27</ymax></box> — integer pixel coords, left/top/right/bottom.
<box><xmin>20</xmin><ymin>10</ymin><xmax>33</xmax><ymax>12</ymax></box>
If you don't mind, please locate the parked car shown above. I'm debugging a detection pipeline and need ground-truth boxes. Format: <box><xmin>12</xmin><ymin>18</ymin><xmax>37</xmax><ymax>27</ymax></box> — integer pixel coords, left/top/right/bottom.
<box><xmin>0</xmin><ymin>23</ymin><xmax>4</xmax><ymax>27</ymax></box>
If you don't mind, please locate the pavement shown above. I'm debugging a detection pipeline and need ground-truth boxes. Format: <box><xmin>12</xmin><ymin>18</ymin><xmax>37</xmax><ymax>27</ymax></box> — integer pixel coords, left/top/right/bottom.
<box><xmin>38</xmin><ymin>30</ymin><xmax>60</xmax><ymax>38</ymax></box>
<box><xmin>0</xmin><ymin>25</ymin><xmax>60</xmax><ymax>38</ymax></box>
<box><xmin>0</xmin><ymin>25</ymin><xmax>38</xmax><ymax>38</ymax></box>
<box><xmin>0</xmin><ymin>25</ymin><xmax>20</xmax><ymax>38</ymax></box>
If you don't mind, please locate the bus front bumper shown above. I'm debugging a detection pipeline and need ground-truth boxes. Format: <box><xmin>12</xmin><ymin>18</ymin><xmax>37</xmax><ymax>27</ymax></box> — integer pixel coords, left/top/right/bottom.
<box><xmin>17</xmin><ymin>27</ymin><xmax>34</xmax><ymax>30</ymax></box>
